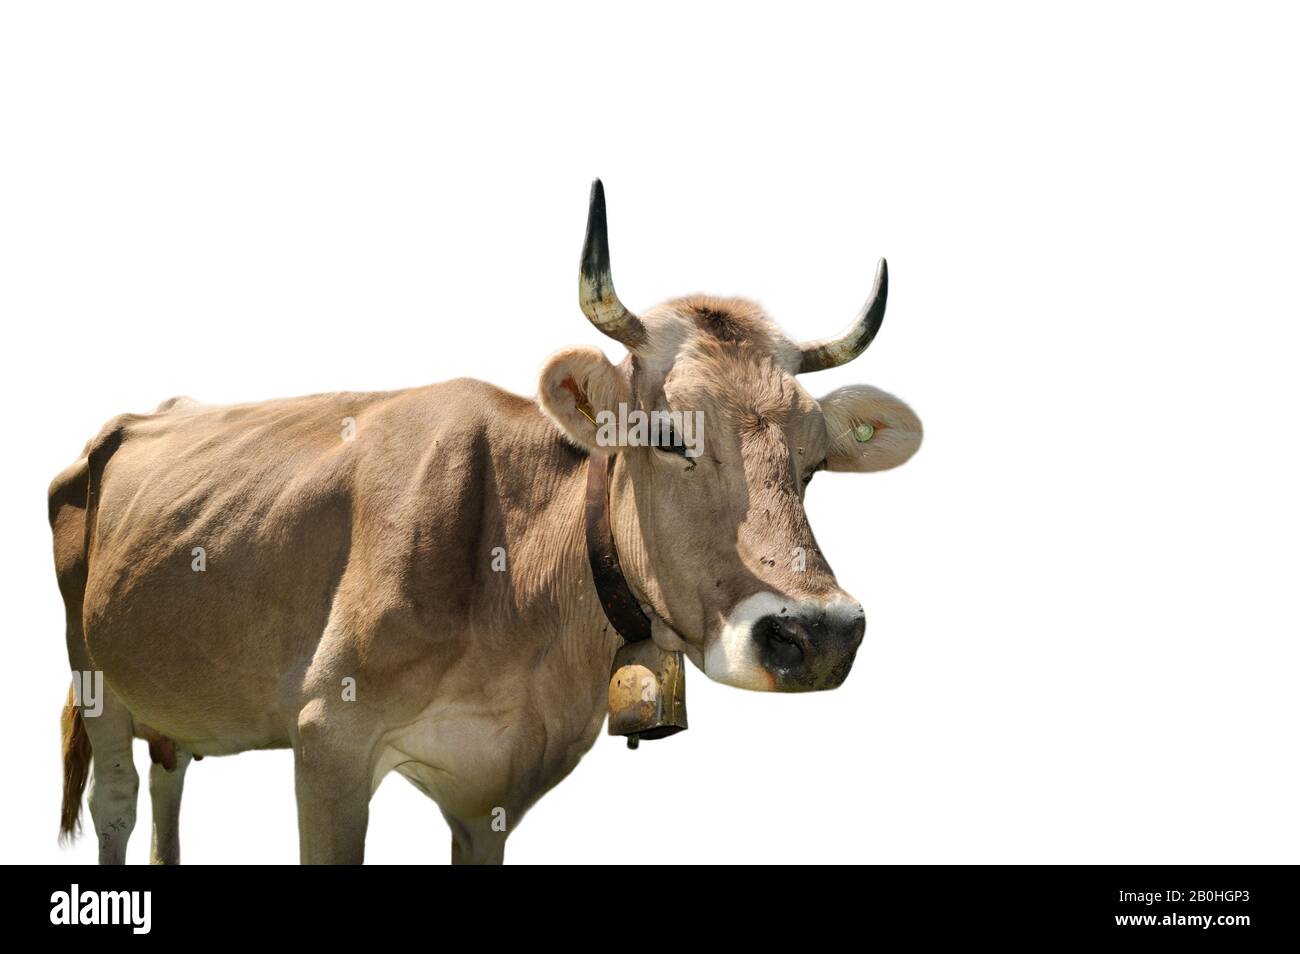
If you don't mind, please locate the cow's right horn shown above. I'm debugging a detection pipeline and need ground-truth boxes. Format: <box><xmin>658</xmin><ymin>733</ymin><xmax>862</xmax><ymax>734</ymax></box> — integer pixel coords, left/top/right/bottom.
<box><xmin>796</xmin><ymin>258</ymin><xmax>888</xmax><ymax>373</ymax></box>
<box><xmin>579</xmin><ymin>179</ymin><xmax>647</xmax><ymax>349</ymax></box>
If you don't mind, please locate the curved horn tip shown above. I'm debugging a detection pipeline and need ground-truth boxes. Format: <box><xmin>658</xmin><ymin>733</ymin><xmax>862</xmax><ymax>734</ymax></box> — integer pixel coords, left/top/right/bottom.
<box><xmin>874</xmin><ymin>258</ymin><xmax>888</xmax><ymax>298</ymax></box>
<box><xmin>856</xmin><ymin>255</ymin><xmax>889</xmax><ymax>342</ymax></box>
<box><xmin>581</xmin><ymin>179</ymin><xmax>610</xmax><ymax>281</ymax></box>
<box><xmin>869</xmin><ymin>257</ymin><xmax>888</xmax><ymax>313</ymax></box>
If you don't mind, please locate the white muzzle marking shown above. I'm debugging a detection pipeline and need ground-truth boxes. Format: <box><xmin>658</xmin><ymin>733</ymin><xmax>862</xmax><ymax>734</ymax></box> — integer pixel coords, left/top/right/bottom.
<box><xmin>704</xmin><ymin>591</ymin><xmax>865</xmax><ymax>691</ymax></box>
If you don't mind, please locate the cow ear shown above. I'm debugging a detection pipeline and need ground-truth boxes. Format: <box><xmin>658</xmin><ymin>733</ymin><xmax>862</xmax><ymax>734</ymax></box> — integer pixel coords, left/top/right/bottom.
<box><xmin>539</xmin><ymin>346</ymin><xmax>632</xmax><ymax>452</ymax></box>
<box><xmin>818</xmin><ymin>384</ymin><xmax>922</xmax><ymax>473</ymax></box>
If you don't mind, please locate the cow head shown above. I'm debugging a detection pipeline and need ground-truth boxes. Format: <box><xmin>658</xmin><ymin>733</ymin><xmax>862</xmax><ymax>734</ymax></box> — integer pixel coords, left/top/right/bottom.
<box><xmin>540</xmin><ymin>181</ymin><xmax>921</xmax><ymax>692</ymax></box>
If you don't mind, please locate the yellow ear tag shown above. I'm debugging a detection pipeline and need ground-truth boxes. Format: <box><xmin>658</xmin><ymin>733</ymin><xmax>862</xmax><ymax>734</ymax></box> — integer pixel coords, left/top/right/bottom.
<box><xmin>558</xmin><ymin>375</ymin><xmax>599</xmax><ymax>427</ymax></box>
<box><xmin>853</xmin><ymin>422</ymin><xmax>875</xmax><ymax>443</ymax></box>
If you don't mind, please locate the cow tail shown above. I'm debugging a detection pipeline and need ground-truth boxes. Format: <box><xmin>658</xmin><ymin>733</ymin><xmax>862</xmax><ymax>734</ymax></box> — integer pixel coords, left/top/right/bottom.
<box><xmin>59</xmin><ymin>683</ymin><xmax>91</xmax><ymax>843</ymax></box>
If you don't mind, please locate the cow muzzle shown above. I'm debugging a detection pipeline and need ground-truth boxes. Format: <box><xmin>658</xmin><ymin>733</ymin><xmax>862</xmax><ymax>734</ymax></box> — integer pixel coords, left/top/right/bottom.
<box><xmin>705</xmin><ymin>592</ymin><xmax>866</xmax><ymax>692</ymax></box>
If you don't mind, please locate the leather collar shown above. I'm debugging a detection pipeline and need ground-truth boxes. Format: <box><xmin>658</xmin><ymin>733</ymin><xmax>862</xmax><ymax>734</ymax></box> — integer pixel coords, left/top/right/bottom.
<box><xmin>584</xmin><ymin>453</ymin><xmax>652</xmax><ymax>643</ymax></box>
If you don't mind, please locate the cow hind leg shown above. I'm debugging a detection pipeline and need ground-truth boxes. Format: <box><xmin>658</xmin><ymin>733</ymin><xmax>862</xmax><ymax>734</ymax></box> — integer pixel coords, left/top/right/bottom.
<box><xmin>148</xmin><ymin>750</ymin><xmax>192</xmax><ymax>864</ymax></box>
<box><xmin>83</xmin><ymin>689</ymin><xmax>140</xmax><ymax>864</ymax></box>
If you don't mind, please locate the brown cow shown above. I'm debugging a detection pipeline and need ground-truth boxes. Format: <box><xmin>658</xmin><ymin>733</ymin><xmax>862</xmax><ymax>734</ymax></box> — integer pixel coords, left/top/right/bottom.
<box><xmin>51</xmin><ymin>181</ymin><xmax>922</xmax><ymax>863</ymax></box>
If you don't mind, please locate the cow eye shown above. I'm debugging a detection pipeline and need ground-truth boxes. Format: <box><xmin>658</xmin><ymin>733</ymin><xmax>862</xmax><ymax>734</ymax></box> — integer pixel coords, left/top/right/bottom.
<box><xmin>654</xmin><ymin>422</ymin><xmax>689</xmax><ymax>456</ymax></box>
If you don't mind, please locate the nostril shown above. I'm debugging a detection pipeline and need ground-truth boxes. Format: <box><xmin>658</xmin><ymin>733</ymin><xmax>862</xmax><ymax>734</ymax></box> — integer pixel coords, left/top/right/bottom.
<box><xmin>752</xmin><ymin>615</ymin><xmax>806</xmax><ymax>669</ymax></box>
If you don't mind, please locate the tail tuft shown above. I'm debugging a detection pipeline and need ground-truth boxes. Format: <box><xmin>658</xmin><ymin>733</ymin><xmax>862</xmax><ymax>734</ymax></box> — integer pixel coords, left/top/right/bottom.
<box><xmin>59</xmin><ymin>685</ymin><xmax>92</xmax><ymax>843</ymax></box>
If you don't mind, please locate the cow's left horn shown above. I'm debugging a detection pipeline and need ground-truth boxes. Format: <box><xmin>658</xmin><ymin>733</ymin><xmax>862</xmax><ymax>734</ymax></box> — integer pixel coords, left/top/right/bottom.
<box><xmin>579</xmin><ymin>179</ymin><xmax>647</xmax><ymax>349</ymax></box>
<box><xmin>797</xmin><ymin>258</ymin><xmax>888</xmax><ymax>373</ymax></box>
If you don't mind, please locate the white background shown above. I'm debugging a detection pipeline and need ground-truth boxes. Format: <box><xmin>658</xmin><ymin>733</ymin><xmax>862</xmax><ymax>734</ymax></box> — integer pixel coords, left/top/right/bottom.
<box><xmin>2</xmin><ymin>2</ymin><xmax>1297</xmax><ymax>865</ymax></box>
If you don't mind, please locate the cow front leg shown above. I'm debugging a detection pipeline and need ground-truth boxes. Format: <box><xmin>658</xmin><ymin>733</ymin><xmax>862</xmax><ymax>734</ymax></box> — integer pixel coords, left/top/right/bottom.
<box><xmin>147</xmin><ymin>751</ymin><xmax>192</xmax><ymax>864</ymax></box>
<box><xmin>293</xmin><ymin>702</ymin><xmax>374</xmax><ymax>864</ymax></box>
<box><xmin>446</xmin><ymin>812</ymin><xmax>509</xmax><ymax>865</ymax></box>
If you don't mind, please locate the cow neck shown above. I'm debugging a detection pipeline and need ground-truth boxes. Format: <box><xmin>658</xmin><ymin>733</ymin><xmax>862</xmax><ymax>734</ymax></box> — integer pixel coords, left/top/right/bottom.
<box><xmin>584</xmin><ymin>452</ymin><xmax>653</xmax><ymax>643</ymax></box>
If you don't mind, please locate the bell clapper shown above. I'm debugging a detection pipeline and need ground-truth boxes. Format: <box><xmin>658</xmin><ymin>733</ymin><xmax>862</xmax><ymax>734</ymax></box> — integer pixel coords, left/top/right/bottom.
<box><xmin>627</xmin><ymin>734</ymin><xmax>640</xmax><ymax>750</ymax></box>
